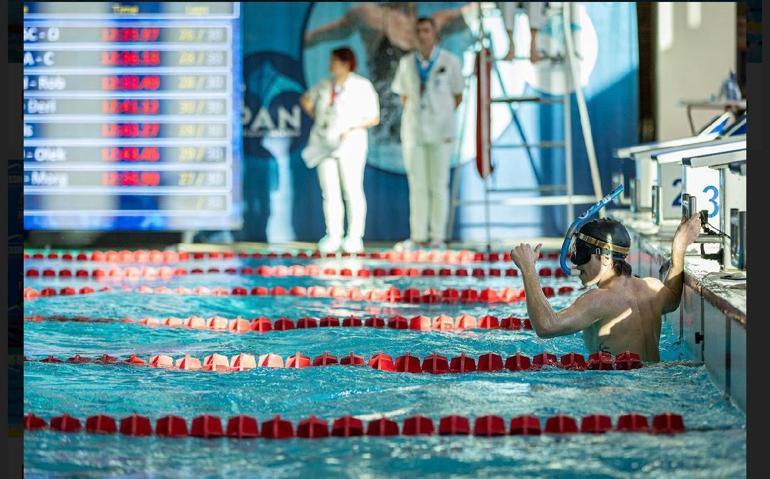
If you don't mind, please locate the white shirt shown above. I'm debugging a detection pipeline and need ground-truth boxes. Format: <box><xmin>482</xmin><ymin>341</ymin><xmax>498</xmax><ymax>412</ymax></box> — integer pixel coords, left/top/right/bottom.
<box><xmin>391</xmin><ymin>47</ymin><xmax>464</xmax><ymax>146</ymax></box>
<box><xmin>306</xmin><ymin>72</ymin><xmax>379</xmax><ymax>159</ymax></box>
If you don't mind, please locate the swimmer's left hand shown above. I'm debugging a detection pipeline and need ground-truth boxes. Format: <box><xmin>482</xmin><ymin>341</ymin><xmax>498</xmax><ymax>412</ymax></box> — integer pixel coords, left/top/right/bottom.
<box><xmin>511</xmin><ymin>243</ymin><xmax>542</xmax><ymax>273</ymax></box>
<box><xmin>673</xmin><ymin>213</ymin><xmax>701</xmax><ymax>252</ymax></box>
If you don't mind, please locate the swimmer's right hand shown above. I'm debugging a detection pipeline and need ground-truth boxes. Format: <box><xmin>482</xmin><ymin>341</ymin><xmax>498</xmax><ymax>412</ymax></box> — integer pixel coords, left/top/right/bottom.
<box><xmin>511</xmin><ymin>243</ymin><xmax>542</xmax><ymax>273</ymax></box>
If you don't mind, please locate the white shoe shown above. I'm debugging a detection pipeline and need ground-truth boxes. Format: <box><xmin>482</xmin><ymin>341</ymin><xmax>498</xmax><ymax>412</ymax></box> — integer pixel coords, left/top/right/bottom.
<box><xmin>318</xmin><ymin>235</ymin><xmax>342</xmax><ymax>254</ymax></box>
<box><xmin>429</xmin><ymin>240</ymin><xmax>447</xmax><ymax>250</ymax></box>
<box><xmin>393</xmin><ymin>239</ymin><xmax>426</xmax><ymax>252</ymax></box>
<box><xmin>342</xmin><ymin>236</ymin><xmax>364</xmax><ymax>254</ymax></box>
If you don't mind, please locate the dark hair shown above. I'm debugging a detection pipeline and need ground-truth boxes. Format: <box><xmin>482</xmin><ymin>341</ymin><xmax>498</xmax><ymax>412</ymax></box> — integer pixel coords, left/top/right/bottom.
<box><xmin>416</xmin><ymin>16</ymin><xmax>437</xmax><ymax>31</ymax></box>
<box><xmin>579</xmin><ymin>218</ymin><xmax>633</xmax><ymax>277</ymax></box>
<box><xmin>331</xmin><ymin>47</ymin><xmax>357</xmax><ymax>72</ymax></box>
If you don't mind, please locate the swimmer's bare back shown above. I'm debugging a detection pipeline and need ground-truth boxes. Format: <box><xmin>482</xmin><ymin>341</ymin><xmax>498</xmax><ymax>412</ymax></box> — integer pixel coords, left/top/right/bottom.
<box><xmin>580</xmin><ymin>276</ymin><xmax>667</xmax><ymax>362</ymax></box>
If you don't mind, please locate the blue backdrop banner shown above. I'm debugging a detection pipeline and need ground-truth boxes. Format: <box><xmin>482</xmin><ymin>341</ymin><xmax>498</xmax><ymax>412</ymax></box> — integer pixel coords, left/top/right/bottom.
<box><xmin>237</xmin><ymin>2</ymin><xmax>638</xmax><ymax>243</ymax></box>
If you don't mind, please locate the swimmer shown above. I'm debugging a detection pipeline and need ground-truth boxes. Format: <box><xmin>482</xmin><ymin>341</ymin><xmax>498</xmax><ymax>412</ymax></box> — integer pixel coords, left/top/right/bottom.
<box><xmin>510</xmin><ymin>214</ymin><xmax>702</xmax><ymax>362</ymax></box>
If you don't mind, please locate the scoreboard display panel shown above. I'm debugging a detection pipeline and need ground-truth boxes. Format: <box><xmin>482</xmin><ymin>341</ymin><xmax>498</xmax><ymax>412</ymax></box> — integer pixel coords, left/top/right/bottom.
<box><xmin>23</xmin><ymin>2</ymin><xmax>242</xmax><ymax>230</ymax></box>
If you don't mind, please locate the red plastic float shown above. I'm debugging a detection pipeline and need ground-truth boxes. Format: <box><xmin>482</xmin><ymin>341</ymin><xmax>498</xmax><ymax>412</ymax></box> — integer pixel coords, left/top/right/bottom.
<box><xmin>340</xmin><ymin>353</ymin><xmax>365</xmax><ymax>366</ymax></box>
<box><xmin>227</xmin><ymin>415</ymin><xmax>259</xmax><ymax>438</ymax></box>
<box><xmin>478</xmin><ymin>353</ymin><xmax>504</xmax><ymax>372</ymax></box>
<box><xmin>50</xmin><ymin>414</ymin><xmax>82</xmax><ymax>433</ymax></box>
<box><xmin>580</xmin><ymin>415</ymin><xmax>612</xmax><ymax>434</ymax></box>
<box><xmin>533</xmin><ymin>352</ymin><xmax>558</xmax><ymax>368</ymax></box>
<box><xmin>509</xmin><ymin>415</ymin><xmax>541</xmax><ymax>435</ymax></box>
<box><xmin>367</xmin><ymin>417</ymin><xmax>399</xmax><ymax>436</ymax></box>
<box><xmin>450</xmin><ymin>353</ymin><xmax>476</xmax><ymax>373</ymax></box>
<box><xmin>261</xmin><ymin>415</ymin><xmax>294</xmax><ymax>439</ymax></box>
<box><xmin>120</xmin><ymin>414</ymin><xmax>153</xmax><ymax>436</ymax></box>
<box><xmin>614</xmin><ymin>351</ymin><xmax>643</xmax><ymax>370</ymax></box>
<box><xmin>332</xmin><ymin>416</ymin><xmax>364</xmax><ymax>437</ymax></box>
<box><xmin>474</xmin><ymin>415</ymin><xmax>507</xmax><ymax>436</ymax></box>
<box><xmin>312</xmin><ymin>352</ymin><xmax>339</xmax><ymax>366</ymax></box>
<box><xmin>616</xmin><ymin>413</ymin><xmax>650</xmax><ymax>432</ymax></box>
<box><xmin>297</xmin><ymin>416</ymin><xmax>329</xmax><ymax>438</ymax></box>
<box><xmin>587</xmin><ymin>352</ymin><xmax>614</xmax><ymax>370</ymax></box>
<box><xmin>545</xmin><ymin>415</ymin><xmax>579</xmax><ymax>434</ymax></box>
<box><xmin>559</xmin><ymin>353</ymin><xmax>587</xmax><ymax>370</ymax></box>
<box><xmin>86</xmin><ymin>415</ymin><xmax>117</xmax><ymax>434</ymax></box>
<box><xmin>402</xmin><ymin>415</ymin><xmax>434</xmax><ymax>436</ymax></box>
<box><xmin>652</xmin><ymin>413</ymin><xmax>685</xmax><ymax>434</ymax></box>
<box><xmin>368</xmin><ymin>353</ymin><xmax>396</xmax><ymax>372</ymax></box>
<box><xmin>422</xmin><ymin>353</ymin><xmax>450</xmax><ymax>374</ymax></box>
<box><xmin>438</xmin><ymin>415</ymin><xmax>470</xmax><ymax>435</ymax></box>
<box><xmin>395</xmin><ymin>353</ymin><xmax>422</xmax><ymax>373</ymax></box>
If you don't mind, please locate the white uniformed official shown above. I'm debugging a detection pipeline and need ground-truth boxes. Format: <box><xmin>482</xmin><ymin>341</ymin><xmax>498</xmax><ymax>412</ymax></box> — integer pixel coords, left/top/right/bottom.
<box><xmin>301</xmin><ymin>47</ymin><xmax>380</xmax><ymax>254</ymax></box>
<box><xmin>391</xmin><ymin>17</ymin><xmax>464</xmax><ymax>250</ymax></box>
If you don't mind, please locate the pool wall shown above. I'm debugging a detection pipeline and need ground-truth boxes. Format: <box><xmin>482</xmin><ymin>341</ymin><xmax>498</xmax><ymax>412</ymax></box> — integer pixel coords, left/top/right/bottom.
<box><xmin>611</xmin><ymin>210</ymin><xmax>747</xmax><ymax>411</ymax></box>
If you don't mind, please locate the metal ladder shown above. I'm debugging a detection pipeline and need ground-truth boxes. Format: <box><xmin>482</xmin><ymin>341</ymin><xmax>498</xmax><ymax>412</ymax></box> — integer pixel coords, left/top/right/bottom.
<box><xmin>447</xmin><ymin>2</ymin><xmax>603</xmax><ymax>251</ymax></box>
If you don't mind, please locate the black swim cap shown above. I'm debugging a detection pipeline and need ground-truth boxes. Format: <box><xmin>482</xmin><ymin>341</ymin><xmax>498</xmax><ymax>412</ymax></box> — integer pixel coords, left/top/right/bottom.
<box><xmin>576</xmin><ymin>218</ymin><xmax>631</xmax><ymax>260</ymax></box>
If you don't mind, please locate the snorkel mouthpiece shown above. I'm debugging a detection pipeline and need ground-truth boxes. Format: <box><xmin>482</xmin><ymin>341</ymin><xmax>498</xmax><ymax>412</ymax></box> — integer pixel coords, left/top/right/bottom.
<box><xmin>559</xmin><ymin>185</ymin><xmax>625</xmax><ymax>276</ymax></box>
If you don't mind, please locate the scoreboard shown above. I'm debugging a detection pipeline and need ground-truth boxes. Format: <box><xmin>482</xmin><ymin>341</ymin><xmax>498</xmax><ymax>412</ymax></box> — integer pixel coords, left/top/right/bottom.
<box><xmin>23</xmin><ymin>2</ymin><xmax>242</xmax><ymax>231</ymax></box>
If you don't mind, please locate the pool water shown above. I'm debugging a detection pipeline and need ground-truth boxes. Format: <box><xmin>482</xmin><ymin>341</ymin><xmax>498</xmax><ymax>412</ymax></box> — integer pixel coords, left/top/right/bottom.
<box><xmin>23</xmin><ymin>252</ymin><xmax>746</xmax><ymax>478</ymax></box>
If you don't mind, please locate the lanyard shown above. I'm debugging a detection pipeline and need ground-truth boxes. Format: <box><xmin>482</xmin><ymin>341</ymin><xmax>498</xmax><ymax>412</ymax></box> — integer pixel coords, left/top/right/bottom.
<box><xmin>415</xmin><ymin>47</ymin><xmax>440</xmax><ymax>95</ymax></box>
<box><xmin>329</xmin><ymin>83</ymin><xmax>338</xmax><ymax>107</ymax></box>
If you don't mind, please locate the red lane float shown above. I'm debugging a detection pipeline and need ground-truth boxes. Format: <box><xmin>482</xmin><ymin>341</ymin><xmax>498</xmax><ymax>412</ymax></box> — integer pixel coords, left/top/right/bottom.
<box><xmin>26</xmin><ymin>412</ymin><xmax>685</xmax><ymax>437</ymax></box>
<box><xmin>29</xmin><ymin>314</ymin><xmax>536</xmax><ymax>335</ymax></box>
<box><xmin>28</xmin><ymin>351</ymin><xmax>643</xmax><ymax>373</ymax></box>
<box><xmin>109</xmin><ymin>285</ymin><xmax>542</xmax><ymax>305</ymax></box>
<box><xmin>25</xmin><ymin>248</ymin><xmax>559</xmax><ymax>265</ymax></box>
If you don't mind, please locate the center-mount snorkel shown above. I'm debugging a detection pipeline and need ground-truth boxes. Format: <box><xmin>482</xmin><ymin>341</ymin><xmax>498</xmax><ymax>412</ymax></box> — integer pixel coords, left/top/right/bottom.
<box><xmin>559</xmin><ymin>184</ymin><xmax>625</xmax><ymax>276</ymax></box>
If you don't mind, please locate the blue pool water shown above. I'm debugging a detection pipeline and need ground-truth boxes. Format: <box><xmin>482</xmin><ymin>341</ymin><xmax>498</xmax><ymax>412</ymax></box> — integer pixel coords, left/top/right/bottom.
<box><xmin>23</xmin><ymin>253</ymin><xmax>746</xmax><ymax>478</ymax></box>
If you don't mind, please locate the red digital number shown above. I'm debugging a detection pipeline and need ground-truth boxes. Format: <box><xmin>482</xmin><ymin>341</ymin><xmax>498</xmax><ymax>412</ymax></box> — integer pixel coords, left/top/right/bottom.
<box><xmin>100</xmin><ymin>28</ymin><xmax>160</xmax><ymax>43</ymax></box>
<box><xmin>139</xmin><ymin>171</ymin><xmax>160</xmax><ymax>186</ymax></box>
<box><xmin>101</xmin><ymin>172</ymin><xmax>118</xmax><ymax>186</ymax></box>
<box><xmin>140</xmin><ymin>28</ymin><xmax>160</xmax><ymax>42</ymax></box>
<box><xmin>100</xmin><ymin>76</ymin><xmax>160</xmax><ymax>91</ymax></box>
<box><xmin>120</xmin><ymin>171</ymin><xmax>139</xmax><ymax>186</ymax></box>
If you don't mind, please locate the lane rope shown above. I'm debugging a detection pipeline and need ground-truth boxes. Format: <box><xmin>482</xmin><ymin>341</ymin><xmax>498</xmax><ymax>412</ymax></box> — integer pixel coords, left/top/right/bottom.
<box><xmin>23</xmin><ymin>265</ymin><xmax>570</xmax><ymax>280</ymax></box>
<box><xmin>24</xmin><ymin>285</ymin><xmax>576</xmax><ymax>302</ymax></box>
<box><xmin>24</xmin><ymin>249</ymin><xmax>563</xmax><ymax>265</ymax></box>
<box><xmin>24</xmin><ymin>314</ymin><xmax>534</xmax><ymax>332</ymax></box>
<box><xmin>23</xmin><ymin>412</ymin><xmax>686</xmax><ymax>437</ymax></box>
<box><xmin>25</xmin><ymin>351</ymin><xmax>644</xmax><ymax>372</ymax></box>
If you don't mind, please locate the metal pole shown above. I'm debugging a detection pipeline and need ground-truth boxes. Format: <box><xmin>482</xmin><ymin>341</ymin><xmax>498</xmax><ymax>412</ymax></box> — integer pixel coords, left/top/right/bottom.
<box><xmin>563</xmin><ymin>2</ymin><xmax>603</xmax><ymax>208</ymax></box>
<box><xmin>564</xmin><ymin>65</ymin><xmax>574</xmax><ymax>228</ymax></box>
<box><xmin>446</xmin><ymin>75</ymin><xmax>472</xmax><ymax>242</ymax></box>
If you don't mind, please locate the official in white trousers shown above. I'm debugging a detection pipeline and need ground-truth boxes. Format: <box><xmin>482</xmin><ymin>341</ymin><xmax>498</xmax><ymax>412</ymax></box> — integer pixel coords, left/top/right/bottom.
<box><xmin>391</xmin><ymin>17</ymin><xmax>464</xmax><ymax>250</ymax></box>
<box><xmin>301</xmin><ymin>47</ymin><xmax>380</xmax><ymax>254</ymax></box>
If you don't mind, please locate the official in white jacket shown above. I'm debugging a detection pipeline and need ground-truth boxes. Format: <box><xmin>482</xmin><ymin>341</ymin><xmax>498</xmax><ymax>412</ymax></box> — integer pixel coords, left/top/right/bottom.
<box><xmin>391</xmin><ymin>17</ymin><xmax>464</xmax><ymax>250</ymax></box>
<box><xmin>301</xmin><ymin>48</ymin><xmax>380</xmax><ymax>254</ymax></box>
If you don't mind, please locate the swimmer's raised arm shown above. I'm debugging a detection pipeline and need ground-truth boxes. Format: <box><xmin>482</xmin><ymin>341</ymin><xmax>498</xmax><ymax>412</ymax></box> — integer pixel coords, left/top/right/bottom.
<box><xmin>432</xmin><ymin>3</ymin><xmax>474</xmax><ymax>36</ymax></box>
<box><xmin>511</xmin><ymin>243</ymin><xmax>604</xmax><ymax>338</ymax></box>
<box><xmin>304</xmin><ymin>7</ymin><xmax>361</xmax><ymax>48</ymax></box>
<box><xmin>659</xmin><ymin>213</ymin><xmax>702</xmax><ymax>313</ymax></box>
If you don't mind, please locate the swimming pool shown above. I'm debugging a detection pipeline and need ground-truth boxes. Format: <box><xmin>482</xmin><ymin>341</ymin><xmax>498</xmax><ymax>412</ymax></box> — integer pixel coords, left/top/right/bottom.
<box><xmin>23</xmin><ymin>249</ymin><xmax>746</xmax><ymax>478</ymax></box>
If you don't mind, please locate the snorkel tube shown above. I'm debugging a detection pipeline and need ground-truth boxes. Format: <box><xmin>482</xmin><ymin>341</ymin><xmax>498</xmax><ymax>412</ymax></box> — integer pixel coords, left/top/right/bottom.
<box><xmin>559</xmin><ymin>184</ymin><xmax>625</xmax><ymax>276</ymax></box>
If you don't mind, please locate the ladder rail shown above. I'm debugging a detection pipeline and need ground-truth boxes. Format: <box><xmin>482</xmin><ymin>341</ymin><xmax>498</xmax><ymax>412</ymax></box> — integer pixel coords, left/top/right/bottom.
<box><xmin>447</xmin><ymin>2</ymin><xmax>603</xmax><ymax>246</ymax></box>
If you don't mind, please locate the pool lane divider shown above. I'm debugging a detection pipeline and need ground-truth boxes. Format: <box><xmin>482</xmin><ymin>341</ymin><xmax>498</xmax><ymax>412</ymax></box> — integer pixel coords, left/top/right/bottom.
<box><xmin>23</xmin><ymin>284</ymin><xmax>576</xmax><ymax>302</ymax></box>
<box><xmin>23</xmin><ymin>265</ymin><xmax>571</xmax><ymax>280</ymax></box>
<box><xmin>25</xmin><ymin>249</ymin><xmax>563</xmax><ymax>265</ymax></box>
<box><xmin>25</xmin><ymin>351</ymin><xmax>644</xmax><ymax>372</ymax></box>
<box><xmin>25</xmin><ymin>314</ymin><xmax>535</xmax><ymax>332</ymax></box>
<box><xmin>23</xmin><ymin>412</ymin><xmax>685</xmax><ymax>437</ymax></box>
